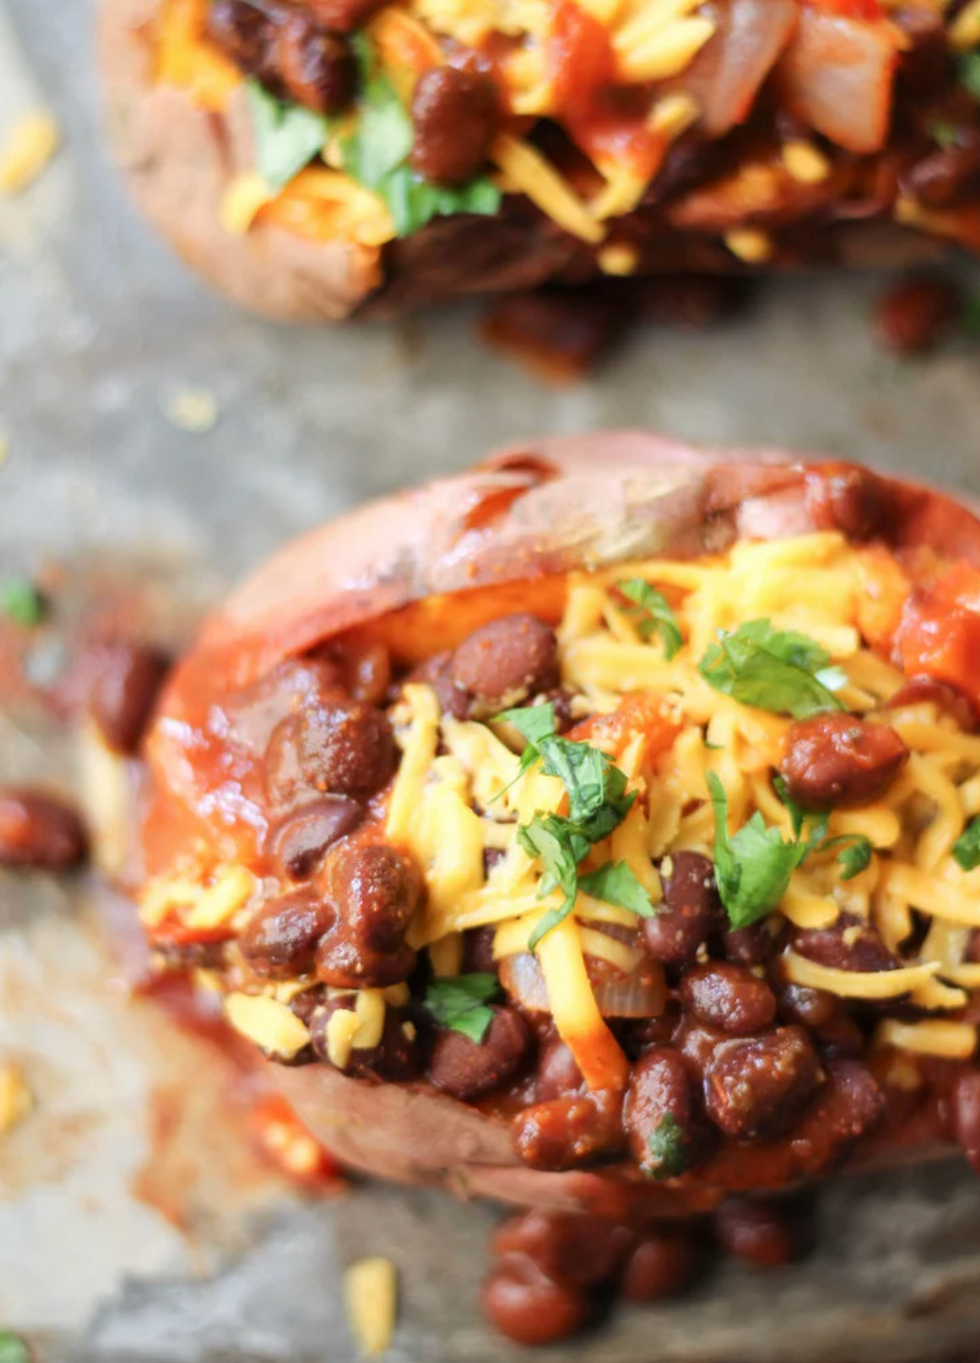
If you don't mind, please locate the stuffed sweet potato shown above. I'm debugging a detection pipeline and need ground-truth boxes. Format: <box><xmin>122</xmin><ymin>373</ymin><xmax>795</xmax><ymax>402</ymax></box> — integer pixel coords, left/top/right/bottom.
<box><xmin>135</xmin><ymin>433</ymin><xmax>980</xmax><ymax>1237</ymax></box>
<box><xmin>100</xmin><ymin>0</ymin><xmax>980</xmax><ymax>319</ymax></box>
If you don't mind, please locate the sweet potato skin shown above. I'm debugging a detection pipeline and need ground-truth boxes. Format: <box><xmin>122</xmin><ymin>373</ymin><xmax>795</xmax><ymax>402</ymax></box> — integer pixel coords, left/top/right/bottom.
<box><xmin>141</xmin><ymin>432</ymin><xmax>980</xmax><ymax>1211</ymax></box>
<box><xmin>99</xmin><ymin>0</ymin><xmax>382</xmax><ymax>320</ymax></box>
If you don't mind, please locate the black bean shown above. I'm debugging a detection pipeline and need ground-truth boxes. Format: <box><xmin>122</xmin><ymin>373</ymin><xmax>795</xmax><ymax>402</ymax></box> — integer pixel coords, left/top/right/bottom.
<box><xmin>491</xmin><ymin>1210</ymin><xmax>629</xmax><ymax>1289</ymax></box>
<box><xmin>309</xmin><ymin>997</ymin><xmax>420</xmax><ymax>1080</ymax></box>
<box><xmin>270</xmin><ymin>797</ymin><xmax>364</xmax><ymax>880</ymax></box>
<box><xmin>951</xmin><ymin>1069</ymin><xmax>980</xmax><ymax>1175</ymax></box>
<box><xmin>703</xmin><ymin>1026</ymin><xmax>821</xmax><ymax>1141</ymax></box>
<box><xmin>779</xmin><ymin>714</ymin><xmax>908</xmax><ymax>808</ymax></box>
<box><xmin>621</xmin><ymin>1229</ymin><xmax>698</xmax><ymax>1302</ymax></box>
<box><xmin>0</xmin><ymin>787</ymin><xmax>87</xmax><ymax>871</ymax></box>
<box><xmin>410</xmin><ymin>67</ymin><xmax>499</xmax><ymax>186</ymax></box>
<box><xmin>679</xmin><ymin>962</ymin><xmax>777</xmax><ymax>1035</ymax></box>
<box><xmin>239</xmin><ymin>889</ymin><xmax>333</xmax><ymax>978</ymax></box>
<box><xmin>314</xmin><ymin>842</ymin><xmax>421</xmax><ymax>988</ymax></box>
<box><xmin>264</xmin><ymin>693</ymin><xmax>395</xmax><ymax>805</ymax></box>
<box><xmin>451</xmin><ymin>614</ymin><xmax>557</xmax><ymax>709</ymax></box>
<box><xmin>644</xmin><ymin>851</ymin><xmax>719</xmax><ymax>964</ymax></box>
<box><xmin>623</xmin><ymin>1046</ymin><xmax>698</xmax><ymax>1175</ymax></box>
<box><xmin>427</xmin><ymin>1005</ymin><xmax>530</xmax><ymax>1100</ymax></box>
<box><xmin>483</xmin><ymin>1254</ymin><xmax>589</xmax><ymax>1347</ymax></box>
<box><xmin>87</xmin><ymin>640</ymin><xmax>170</xmax><ymax>755</ymax></box>
<box><xmin>716</xmin><ymin>1199</ymin><xmax>793</xmax><ymax>1268</ymax></box>
<box><xmin>512</xmin><ymin>1090</ymin><xmax>625</xmax><ymax>1171</ymax></box>
<box><xmin>791</xmin><ymin>915</ymin><xmax>900</xmax><ymax>974</ymax></box>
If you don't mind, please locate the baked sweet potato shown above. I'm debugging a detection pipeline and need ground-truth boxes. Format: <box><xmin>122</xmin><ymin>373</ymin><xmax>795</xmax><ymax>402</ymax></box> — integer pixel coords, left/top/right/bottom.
<box><xmin>100</xmin><ymin>0</ymin><xmax>980</xmax><ymax>320</ymax></box>
<box><xmin>134</xmin><ymin>434</ymin><xmax>980</xmax><ymax>1220</ymax></box>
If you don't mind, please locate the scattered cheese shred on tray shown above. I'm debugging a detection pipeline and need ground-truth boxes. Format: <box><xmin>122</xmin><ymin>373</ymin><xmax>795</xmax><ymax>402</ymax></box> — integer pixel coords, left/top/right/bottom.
<box><xmin>0</xmin><ymin>111</ymin><xmax>60</xmax><ymax>195</ymax></box>
<box><xmin>0</xmin><ymin>1064</ymin><xmax>32</xmax><ymax>1135</ymax></box>
<box><xmin>162</xmin><ymin>386</ymin><xmax>220</xmax><ymax>433</ymax></box>
<box><xmin>345</xmin><ymin>1256</ymin><xmax>398</xmax><ymax>1357</ymax></box>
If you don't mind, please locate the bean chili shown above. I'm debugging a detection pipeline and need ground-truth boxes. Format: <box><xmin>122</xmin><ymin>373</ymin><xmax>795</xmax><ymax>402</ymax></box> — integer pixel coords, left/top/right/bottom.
<box><xmin>136</xmin><ymin>505</ymin><xmax>980</xmax><ymax>1344</ymax></box>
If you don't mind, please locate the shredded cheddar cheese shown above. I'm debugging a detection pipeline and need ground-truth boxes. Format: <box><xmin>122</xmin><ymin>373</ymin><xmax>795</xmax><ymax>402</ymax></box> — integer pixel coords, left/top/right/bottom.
<box><xmin>149</xmin><ymin>528</ymin><xmax>980</xmax><ymax>1088</ymax></box>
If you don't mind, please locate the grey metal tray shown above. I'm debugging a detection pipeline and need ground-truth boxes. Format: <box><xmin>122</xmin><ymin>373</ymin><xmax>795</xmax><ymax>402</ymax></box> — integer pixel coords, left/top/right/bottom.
<box><xmin>3</xmin><ymin>1</ymin><xmax>980</xmax><ymax>1358</ymax></box>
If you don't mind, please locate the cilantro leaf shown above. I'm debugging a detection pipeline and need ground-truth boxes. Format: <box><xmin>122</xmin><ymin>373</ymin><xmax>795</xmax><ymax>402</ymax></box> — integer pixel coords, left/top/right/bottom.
<box><xmin>929</xmin><ymin>119</ymin><xmax>961</xmax><ymax>150</ymax></box>
<box><xmin>773</xmin><ymin>780</ymin><xmax>871</xmax><ymax>881</ymax></box>
<box><xmin>963</xmin><ymin>296</ymin><xmax>980</xmax><ymax>339</ymax></box>
<box><xmin>773</xmin><ymin>774</ymin><xmax>828</xmax><ymax>849</ymax></box>
<box><xmin>960</xmin><ymin>51</ymin><xmax>980</xmax><ymax>101</ymax></box>
<box><xmin>0</xmin><ymin>577</ymin><xmax>46</xmax><ymax>628</ymax></box>
<box><xmin>343</xmin><ymin>37</ymin><xmax>501</xmax><ymax>237</ymax></box>
<box><xmin>616</xmin><ymin>579</ymin><xmax>683</xmax><ymax>660</ymax></box>
<box><xmin>503</xmin><ymin>704</ymin><xmax>643</xmax><ymax>947</ymax></box>
<box><xmin>497</xmin><ymin>702</ymin><xmax>558</xmax><ymax>783</ymax></box>
<box><xmin>708</xmin><ymin>772</ymin><xmax>808</xmax><ymax>929</ymax></box>
<box><xmin>578</xmin><ymin>860</ymin><xmax>653</xmax><ymax>918</ymax></box>
<box><xmin>954</xmin><ymin>817</ymin><xmax>980</xmax><ymax>871</ymax></box>
<box><xmin>645</xmin><ymin>1113</ymin><xmax>689</xmax><ymax>1181</ymax></box>
<box><xmin>0</xmin><ymin>1333</ymin><xmax>31</xmax><ymax>1363</ymax></box>
<box><xmin>424</xmin><ymin>973</ymin><xmax>500</xmax><ymax>1043</ymax></box>
<box><xmin>834</xmin><ymin>835</ymin><xmax>873</xmax><ymax>881</ymax></box>
<box><xmin>698</xmin><ymin>619</ymin><xmax>846</xmax><ymax>719</ymax></box>
<box><xmin>246</xmin><ymin>80</ymin><xmax>331</xmax><ymax>191</ymax></box>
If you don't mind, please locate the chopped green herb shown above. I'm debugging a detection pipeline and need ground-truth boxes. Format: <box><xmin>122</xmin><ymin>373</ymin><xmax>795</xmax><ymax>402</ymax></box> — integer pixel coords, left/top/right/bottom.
<box><xmin>646</xmin><ymin>1113</ymin><xmax>689</xmax><ymax>1181</ymax></box>
<box><xmin>0</xmin><ymin>577</ymin><xmax>46</xmax><ymax>628</ymax></box>
<box><xmin>954</xmin><ymin>817</ymin><xmax>980</xmax><ymax>871</ymax></box>
<box><xmin>773</xmin><ymin>774</ymin><xmax>828</xmax><ymax>848</ymax></box>
<box><xmin>773</xmin><ymin>780</ymin><xmax>871</xmax><ymax>881</ymax></box>
<box><xmin>424</xmin><ymin>972</ymin><xmax>500</xmax><ymax>1043</ymax></box>
<box><xmin>960</xmin><ymin>51</ymin><xmax>980</xmax><ymax>101</ymax></box>
<box><xmin>246</xmin><ymin>80</ymin><xmax>331</xmax><ymax>191</ymax></box>
<box><xmin>704</xmin><ymin>737</ymin><xmax>724</xmax><ymax>751</ymax></box>
<box><xmin>497</xmin><ymin>701</ymin><xmax>560</xmax><ymax>785</ymax></box>
<box><xmin>501</xmin><ymin>702</ymin><xmax>649</xmax><ymax>948</ymax></box>
<box><xmin>708</xmin><ymin>772</ymin><xmax>811</xmax><ymax>929</ymax></box>
<box><xmin>517</xmin><ymin>813</ymin><xmax>584</xmax><ymax>948</ymax></box>
<box><xmin>343</xmin><ymin>36</ymin><xmax>501</xmax><ymax>237</ymax></box>
<box><xmin>698</xmin><ymin>619</ymin><xmax>847</xmax><ymax>719</ymax></box>
<box><xmin>616</xmin><ymin>579</ymin><xmax>683</xmax><ymax>660</ymax></box>
<box><xmin>832</xmin><ymin>835</ymin><xmax>874</xmax><ymax>881</ymax></box>
<box><xmin>578</xmin><ymin>860</ymin><xmax>654</xmax><ymax>918</ymax></box>
<box><xmin>963</xmin><ymin>296</ymin><xmax>980</xmax><ymax>339</ymax></box>
<box><xmin>928</xmin><ymin>119</ymin><xmax>961</xmax><ymax>150</ymax></box>
<box><xmin>0</xmin><ymin>1332</ymin><xmax>31</xmax><ymax>1363</ymax></box>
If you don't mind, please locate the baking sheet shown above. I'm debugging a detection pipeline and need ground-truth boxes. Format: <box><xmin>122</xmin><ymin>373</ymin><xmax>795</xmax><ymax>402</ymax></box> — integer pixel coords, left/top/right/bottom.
<box><xmin>4</xmin><ymin>1</ymin><xmax>980</xmax><ymax>1359</ymax></box>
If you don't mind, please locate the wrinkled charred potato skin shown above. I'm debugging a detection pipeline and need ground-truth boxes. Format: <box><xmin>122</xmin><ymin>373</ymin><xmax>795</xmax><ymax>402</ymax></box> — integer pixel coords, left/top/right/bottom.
<box><xmin>142</xmin><ymin>434</ymin><xmax>980</xmax><ymax>1214</ymax></box>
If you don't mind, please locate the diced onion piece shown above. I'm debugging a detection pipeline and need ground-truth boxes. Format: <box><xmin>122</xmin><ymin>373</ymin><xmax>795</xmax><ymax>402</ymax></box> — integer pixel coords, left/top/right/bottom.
<box><xmin>877</xmin><ymin>1019</ymin><xmax>977</xmax><ymax>1060</ymax></box>
<box><xmin>684</xmin><ymin>0</ymin><xmax>797</xmax><ymax>137</ymax></box>
<box><xmin>535</xmin><ymin>918</ymin><xmax>630</xmax><ymax>1090</ymax></box>
<box><xmin>345</xmin><ymin>1257</ymin><xmax>397</xmax><ymax>1357</ymax></box>
<box><xmin>501</xmin><ymin>945</ymin><xmax>665</xmax><ymax>1018</ymax></box>
<box><xmin>780</xmin><ymin>7</ymin><xmax>899</xmax><ymax>154</ymax></box>
<box><xmin>224</xmin><ymin>993</ymin><xmax>311</xmax><ymax>1059</ymax></box>
<box><xmin>782</xmin><ymin>952</ymin><xmax>940</xmax><ymax>1000</ymax></box>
